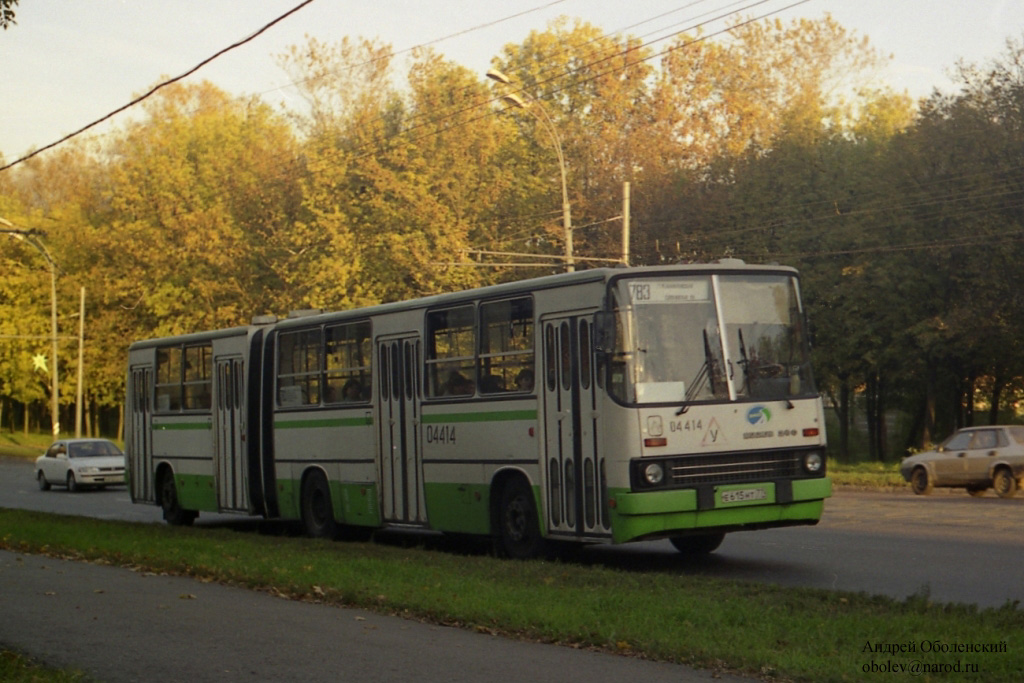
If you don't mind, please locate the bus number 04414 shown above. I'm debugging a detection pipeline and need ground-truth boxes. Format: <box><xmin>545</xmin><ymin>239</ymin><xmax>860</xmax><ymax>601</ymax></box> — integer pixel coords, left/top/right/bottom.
<box><xmin>425</xmin><ymin>425</ymin><xmax>456</xmax><ymax>444</ymax></box>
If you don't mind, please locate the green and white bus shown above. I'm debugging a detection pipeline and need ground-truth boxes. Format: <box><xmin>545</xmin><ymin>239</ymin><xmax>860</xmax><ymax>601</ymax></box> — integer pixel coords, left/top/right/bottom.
<box><xmin>125</xmin><ymin>261</ymin><xmax>830</xmax><ymax>557</ymax></box>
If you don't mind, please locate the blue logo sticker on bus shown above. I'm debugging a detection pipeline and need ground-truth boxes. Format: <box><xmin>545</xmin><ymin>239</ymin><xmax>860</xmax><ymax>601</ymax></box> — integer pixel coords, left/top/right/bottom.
<box><xmin>746</xmin><ymin>406</ymin><xmax>772</xmax><ymax>425</ymax></box>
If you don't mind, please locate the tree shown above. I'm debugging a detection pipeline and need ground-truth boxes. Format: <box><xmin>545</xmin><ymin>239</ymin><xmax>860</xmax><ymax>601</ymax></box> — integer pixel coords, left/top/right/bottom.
<box><xmin>1</xmin><ymin>0</ymin><xmax>17</xmax><ymax>30</ymax></box>
<box><xmin>488</xmin><ymin>18</ymin><xmax>655</xmax><ymax>266</ymax></box>
<box><xmin>282</xmin><ymin>38</ymin><xmax>512</xmax><ymax>304</ymax></box>
<box><xmin>100</xmin><ymin>81</ymin><xmax>303</xmax><ymax>334</ymax></box>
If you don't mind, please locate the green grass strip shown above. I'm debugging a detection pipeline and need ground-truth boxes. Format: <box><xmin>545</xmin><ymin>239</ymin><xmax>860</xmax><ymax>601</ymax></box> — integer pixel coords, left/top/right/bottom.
<box><xmin>0</xmin><ymin>649</ymin><xmax>89</xmax><ymax>682</ymax></box>
<box><xmin>1</xmin><ymin>508</ymin><xmax>1020</xmax><ymax>681</ymax></box>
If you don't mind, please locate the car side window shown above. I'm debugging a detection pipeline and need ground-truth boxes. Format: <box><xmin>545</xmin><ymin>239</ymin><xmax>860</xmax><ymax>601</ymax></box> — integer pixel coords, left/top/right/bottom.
<box><xmin>944</xmin><ymin>432</ymin><xmax>971</xmax><ymax>450</ymax></box>
<box><xmin>45</xmin><ymin>443</ymin><xmax>63</xmax><ymax>458</ymax></box>
<box><xmin>969</xmin><ymin>430</ymin><xmax>998</xmax><ymax>450</ymax></box>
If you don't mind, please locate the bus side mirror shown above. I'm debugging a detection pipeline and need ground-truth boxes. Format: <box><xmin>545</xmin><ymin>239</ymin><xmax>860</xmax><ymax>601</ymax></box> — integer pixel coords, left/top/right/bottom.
<box><xmin>593</xmin><ymin>311</ymin><xmax>614</xmax><ymax>353</ymax></box>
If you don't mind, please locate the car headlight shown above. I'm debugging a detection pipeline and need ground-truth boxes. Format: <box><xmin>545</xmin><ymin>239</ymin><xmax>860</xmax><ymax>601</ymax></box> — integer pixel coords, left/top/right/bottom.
<box><xmin>643</xmin><ymin>462</ymin><xmax>665</xmax><ymax>485</ymax></box>
<box><xmin>79</xmin><ymin>467</ymin><xmax>99</xmax><ymax>474</ymax></box>
<box><xmin>803</xmin><ymin>452</ymin><xmax>824</xmax><ymax>475</ymax></box>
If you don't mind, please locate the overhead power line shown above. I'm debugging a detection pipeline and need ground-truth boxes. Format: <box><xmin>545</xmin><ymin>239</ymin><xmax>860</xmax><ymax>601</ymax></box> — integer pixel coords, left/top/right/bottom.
<box><xmin>0</xmin><ymin>0</ymin><xmax>573</xmax><ymax>173</ymax></box>
<box><xmin>0</xmin><ymin>0</ymin><xmax>320</xmax><ymax>173</ymax></box>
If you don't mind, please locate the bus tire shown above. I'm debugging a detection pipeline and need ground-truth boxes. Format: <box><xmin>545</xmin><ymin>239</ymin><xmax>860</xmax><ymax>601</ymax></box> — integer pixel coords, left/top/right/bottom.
<box><xmin>301</xmin><ymin>471</ymin><xmax>338</xmax><ymax>539</ymax></box>
<box><xmin>160</xmin><ymin>471</ymin><xmax>197</xmax><ymax>526</ymax></box>
<box><xmin>669</xmin><ymin>532</ymin><xmax>725</xmax><ymax>555</ymax></box>
<box><xmin>496</xmin><ymin>478</ymin><xmax>544</xmax><ymax>560</ymax></box>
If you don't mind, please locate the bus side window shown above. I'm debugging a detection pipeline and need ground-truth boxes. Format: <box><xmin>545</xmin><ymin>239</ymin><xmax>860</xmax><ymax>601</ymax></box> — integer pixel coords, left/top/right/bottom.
<box><xmin>479</xmin><ymin>297</ymin><xmax>534</xmax><ymax>394</ymax></box>
<box><xmin>277</xmin><ymin>328</ymin><xmax>322</xmax><ymax>406</ymax></box>
<box><xmin>425</xmin><ymin>305</ymin><xmax>475</xmax><ymax>398</ymax></box>
<box><xmin>325</xmin><ymin>321</ymin><xmax>372</xmax><ymax>403</ymax></box>
<box><xmin>155</xmin><ymin>347</ymin><xmax>182</xmax><ymax>412</ymax></box>
<box><xmin>183</xmin><ymin>344</ymin><xmax>212</xmax><ymax>410</ymax></box>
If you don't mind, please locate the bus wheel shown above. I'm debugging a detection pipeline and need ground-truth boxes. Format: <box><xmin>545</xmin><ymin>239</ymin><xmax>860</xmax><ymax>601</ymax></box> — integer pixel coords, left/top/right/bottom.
<box><xmin>910</xmin><ymin>467</ymin><xmax>933</xmax><ymax>496</ymax></box>
<box><xmin>301</xmin><ymin>471</ymin><xmax>338</xmax><ymax>539</ymax></box>
<box><xmin>160</xmin><ymin>472</ymin><xmax>197</xmax><ymax>526</ymax></box>
<box><xmin>993</xmin><ymin>468</ymin><xmax>1018</xmax><ymax>499</ymax></box>
<box><xmin>670</xmin><ymin>533</ymin><xmax>725</xmax><ymax>555</ymax></box>
<box><xmin>497</xmin><ymin>478</ymin><xmax>543</xmax><ymax>559</ymax></box>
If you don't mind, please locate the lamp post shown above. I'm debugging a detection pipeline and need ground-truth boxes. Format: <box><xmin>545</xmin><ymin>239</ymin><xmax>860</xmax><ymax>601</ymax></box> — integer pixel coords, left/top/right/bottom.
<box><xmin>1</xmin><ymin>217</ymin><xmax>61</xmax><ymax>437</ymax></box>
<box><xmin>486</xmin><ymin>68</ymin><xmax>574</xmax><ymax>272</ymax></box>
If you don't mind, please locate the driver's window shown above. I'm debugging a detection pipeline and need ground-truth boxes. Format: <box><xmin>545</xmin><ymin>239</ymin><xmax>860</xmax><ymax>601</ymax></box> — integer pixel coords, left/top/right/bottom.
<box><xmin>944</xmin><ymin>432</ymin><xmax>971</xmax><ymax>450</ymax></box>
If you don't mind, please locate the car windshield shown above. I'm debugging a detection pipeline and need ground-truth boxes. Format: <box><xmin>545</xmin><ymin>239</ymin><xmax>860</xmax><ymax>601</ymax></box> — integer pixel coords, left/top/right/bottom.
<box><xmin>68</xmin><ymin>441</ymin><xmax>122</xmax><ymax>458</ymax></box>
<box><xmin>607</xmin><ymin>273</ymin><xmax>816</xmax><ymax>405</ymax></box>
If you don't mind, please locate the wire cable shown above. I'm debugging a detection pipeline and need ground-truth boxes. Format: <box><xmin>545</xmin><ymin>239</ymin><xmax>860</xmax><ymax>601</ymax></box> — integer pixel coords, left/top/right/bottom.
<box><xmin>0</xmin><ymin>1</ymin><xmax>321</xmax><ymax>173</ymax></box>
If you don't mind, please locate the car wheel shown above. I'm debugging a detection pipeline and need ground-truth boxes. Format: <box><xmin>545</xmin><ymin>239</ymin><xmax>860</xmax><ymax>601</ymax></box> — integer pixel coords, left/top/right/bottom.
<box><xmin>992</xmin><ymin>468</ymin><xmax>1018</xmax><ymax>499</ymax></box>
<box><xmin>966</xmin><ymin>485</ymin><xmax>987</xmax><ymax>497</ymax></box>
<box><xmin>66</xmin><ymin>472</ymin><xmax>79</xmax><ymax>493</ymax></box>
<box><xmin>37</xmin><ymin>471</ymin><xmax>51</xmax><ymax>491</ymax></box>
<box><xmin>496</xmin><ymin>478</ymin><xmax>544</xmax><ymax>559</ymax></box>
<box><xmin>670</xmin><ymin>532</ymin><xmax>726</xmax><ymax>555</ymax></box>
<box><xmin>910</xmin><ymin>467</ymin><xmax>933</xmax><ymax>495</ymax></box>
<box><xmin>160</xmin><ymin>471</ymin><xmax>197</xmax><ymax>526</ymax></box>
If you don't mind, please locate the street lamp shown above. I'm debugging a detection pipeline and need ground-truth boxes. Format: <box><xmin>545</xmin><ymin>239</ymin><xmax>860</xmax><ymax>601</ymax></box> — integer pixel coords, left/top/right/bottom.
<box><xmin>1</xmin><ymin>217</ymin><xmax>61</xmax><ymax>437</ymax></box>
<box><xmin>486</xmin><ymin>68</ymin><xmax>575</xmax><ymax>272</ymax></box>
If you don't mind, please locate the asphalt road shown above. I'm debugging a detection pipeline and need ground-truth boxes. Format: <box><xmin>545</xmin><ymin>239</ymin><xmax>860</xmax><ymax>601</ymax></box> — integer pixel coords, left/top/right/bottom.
<box><xmin>2</xmin><ymin>456</ymin><xmax>1022</xmax><ymax>608</ymax></box>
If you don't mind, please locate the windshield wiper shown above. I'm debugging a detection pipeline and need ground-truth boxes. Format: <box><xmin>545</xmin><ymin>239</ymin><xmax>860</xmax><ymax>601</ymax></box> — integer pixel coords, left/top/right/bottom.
<box><xmin>676</xmin><ymin>330</ymin><xmax>716</xmax><ymax>415</ymax></box>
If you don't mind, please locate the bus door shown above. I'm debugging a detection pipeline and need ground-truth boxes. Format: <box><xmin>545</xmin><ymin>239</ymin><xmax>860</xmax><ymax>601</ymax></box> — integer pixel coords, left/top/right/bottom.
<box><xmin>542</xmin><ymin>315</ymin><xmax>602</xmax><ymax>538</ymax></box>
<box><xmin>214</xmin><ymin>356</ymin><xmax>249</xmax><ymax>512</ymax></box>
<box><xmin>128</xmin><ymin>365</ymin><xmax>154</xmax><ymax>503</ymax></box>
<box><xmin>377</xmin><ymin>336</ymin><xmax>426</xmax><ymax>525</ymax></box>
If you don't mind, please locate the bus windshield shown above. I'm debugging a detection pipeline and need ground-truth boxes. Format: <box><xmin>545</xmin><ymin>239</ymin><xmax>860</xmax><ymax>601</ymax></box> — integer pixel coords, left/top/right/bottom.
<box><xmin>608</xmin><ymin>273</ymin><xmax>815</xmax><ymax>405</ymax></box>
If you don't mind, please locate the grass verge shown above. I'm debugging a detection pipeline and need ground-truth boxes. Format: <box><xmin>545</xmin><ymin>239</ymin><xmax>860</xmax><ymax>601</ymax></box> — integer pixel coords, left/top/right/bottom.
<box><xmin>0</xmin><ymin>432</ymin><xmax>54</xmax><ymax>459</ymax></box>
<box><xmin>828</xmin><ymin>460</ymin><xmax>906</xmax><ymax>489</ymax></box>
<box><xmin>0</xmin><ymin>649</ymin><xmax>88</xmax><ymax>682</ymax></box>
<box><xmin>2</xmin><ymin>508</ymin><xmax>1020</xmax><ymax>682</ymax></box>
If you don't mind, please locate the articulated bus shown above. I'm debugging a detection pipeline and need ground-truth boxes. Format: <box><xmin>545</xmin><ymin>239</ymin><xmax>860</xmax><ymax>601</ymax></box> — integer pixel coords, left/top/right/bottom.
<box><xmin>125</xmin><ymin>261</ymin><xmax>830</xmax><ymax>557</ymax></box>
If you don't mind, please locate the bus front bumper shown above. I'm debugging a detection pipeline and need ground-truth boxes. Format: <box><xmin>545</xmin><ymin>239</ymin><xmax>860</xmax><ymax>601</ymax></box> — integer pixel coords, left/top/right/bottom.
<box><xmin>608</xmin><ymin>477</ymin><xmax>832</xmax><ymax>544</ymax></box>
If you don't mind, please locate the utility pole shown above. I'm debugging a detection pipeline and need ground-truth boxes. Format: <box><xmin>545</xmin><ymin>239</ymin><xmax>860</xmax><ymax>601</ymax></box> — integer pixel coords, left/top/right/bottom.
<box><xmin>76</xmin><ymin>286</ymin><xmax>85</xmax><ymax>437</ymax></box>
<box><xmin>622</xmin><ymin>182</ymin><xmax>631</xmax><ymax>266</ymax></box>
<box><xmin>486</xmin><ymin>68</ymin><xmax>575</xmax><ymax>272</ymax></box>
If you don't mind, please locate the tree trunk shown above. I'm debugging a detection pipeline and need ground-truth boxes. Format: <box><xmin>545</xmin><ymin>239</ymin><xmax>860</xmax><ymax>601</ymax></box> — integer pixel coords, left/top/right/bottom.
<box><xmin>923</xmin><ymin>361</ymin><xmax>936</xmax><ymax>446</ymax></box>
<box><xmin>838</xmin><ymin>376</ymin><xmax>850</xmax><ymax>461</ymax></box>
<box><xmin>876</xmin><ymin>374</ymin><xmax>887</xmax><ymax>461</ymax></box>
<box><xmin>989</xmin><ymin>375</ymin><xmax>1005</xmax><ymax>425</ymax></box>
<box><xmin>866</xmin><ymin>374</ymin><xmax>878</xmax><ymax>461</ymax></box>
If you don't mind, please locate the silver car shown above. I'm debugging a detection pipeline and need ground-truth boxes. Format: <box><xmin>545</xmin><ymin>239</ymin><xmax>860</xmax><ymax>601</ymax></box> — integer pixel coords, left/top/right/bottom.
<box><xmin>35</xmin><ymin>439</ymin><xmax>126</xmax><ymax>492</ymax></box>
<box><xmin>900</xmin><ymin>426</ymin><xmax>1024</xmax><ymax>498</ymax></box>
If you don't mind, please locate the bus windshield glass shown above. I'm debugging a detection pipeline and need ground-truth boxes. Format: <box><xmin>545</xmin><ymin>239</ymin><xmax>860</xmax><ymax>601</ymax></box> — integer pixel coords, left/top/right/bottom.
<box><xmin>608</xmin><ymin>274</ymin><xmax>815</xmax><ymax>405</ymax></box>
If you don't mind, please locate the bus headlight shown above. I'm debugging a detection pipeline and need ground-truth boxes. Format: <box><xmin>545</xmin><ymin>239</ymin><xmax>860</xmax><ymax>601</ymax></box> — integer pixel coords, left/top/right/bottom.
<box><xmin>803</xmin><ymin>452</ymin><xmax>824</xmax><ymax>474</ymax></box>
<box><xmin>643</xmin><ymin>463</ymin><xmax>665</xmax><ymax>486</ymax></box>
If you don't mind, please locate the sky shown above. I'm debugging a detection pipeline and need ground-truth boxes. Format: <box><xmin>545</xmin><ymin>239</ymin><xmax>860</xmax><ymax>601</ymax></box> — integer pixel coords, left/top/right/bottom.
<box><xmin>2</xmin><ymin>0</ymin><xmax>1023</xmax><ymax>163</ymax></box>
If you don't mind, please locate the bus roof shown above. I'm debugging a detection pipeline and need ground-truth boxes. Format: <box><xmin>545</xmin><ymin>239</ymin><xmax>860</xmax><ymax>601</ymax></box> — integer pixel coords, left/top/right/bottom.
<box><xmin>130</xmin><ymin>261</ymin><xmax>798</xmax><ymax>343</ymax></box>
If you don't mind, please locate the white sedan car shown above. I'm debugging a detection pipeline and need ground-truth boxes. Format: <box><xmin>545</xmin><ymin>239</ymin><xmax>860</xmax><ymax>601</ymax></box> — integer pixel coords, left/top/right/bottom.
<box><xmin>35</xmin><ymin>439</ymin><xmax>126</xmax><ymax>492</ymax></box>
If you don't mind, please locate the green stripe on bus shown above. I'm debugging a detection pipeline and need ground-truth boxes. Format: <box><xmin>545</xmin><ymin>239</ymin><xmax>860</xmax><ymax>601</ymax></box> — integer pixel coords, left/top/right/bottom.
<box><xmin>421</xmin><ymin>410</ymin><xmax>537</xmax><ymax>424</ymax></box>
<box><xmin>276</xmin><ymin>416</ymin><xmax>374</xmax><ymax>429</ymax></box>
<box><xmin>153</xmin><ymin>422</ymin><xmax>211</xmax><ymax>431</ymax></box>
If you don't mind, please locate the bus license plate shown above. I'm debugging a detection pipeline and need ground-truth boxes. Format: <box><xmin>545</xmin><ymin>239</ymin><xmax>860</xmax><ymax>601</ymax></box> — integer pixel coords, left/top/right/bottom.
<box><xmin>721</xmin><ymin>487</ymin><xmax>767</xmax><ymax>504</ymax></box>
